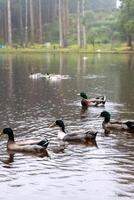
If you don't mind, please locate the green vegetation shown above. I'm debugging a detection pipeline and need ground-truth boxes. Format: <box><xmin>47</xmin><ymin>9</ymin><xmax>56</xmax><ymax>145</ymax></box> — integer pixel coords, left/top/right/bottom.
<box><xmin>0</xmin><ymin>42</ymin><xmax>132</xmax><ymax>54</ymax></box>
<box><xmin>0</xmin><ymin>0</ymin><xmax>134</xmax><ymax>52</ymax></box>
<box><xmin>118</xmin><ymin>0</ymin><xmax>134</xmax><ymax>49</ymax></box>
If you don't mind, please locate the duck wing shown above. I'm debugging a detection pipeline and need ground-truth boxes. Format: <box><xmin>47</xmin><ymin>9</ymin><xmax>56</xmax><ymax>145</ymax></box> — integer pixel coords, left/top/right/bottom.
<box><xmin>37</xmin><ymin>139</ymin><xmax>49</xmax><ymax>148</ymax></box>
<box><xmin>8</xmin><ymin>143</ymin><xmax>48</xmax><ymax>153</ymax></box>
<box><xmin>18</xmin><ymin>139</ymin><xmax>43</xmax><ymax>146</ymax></box>
<box><xmin>84</xmin><ymin>131</ymin><xmax>98</xmax><ymax>140</ymax></box>
<box><xmin>8</xmin><ymin>139</ymin><xmax>49</xmax><ymax>152</ymax></box>
<box><xmin>63</xmin><ymin>131</ymin><xmax>97</xmax><ymax>142</ymax></box>
<box><xmin>17</xmin><ymin>139</ymin><xmax>49</xmax><ymax>146</ymax></box>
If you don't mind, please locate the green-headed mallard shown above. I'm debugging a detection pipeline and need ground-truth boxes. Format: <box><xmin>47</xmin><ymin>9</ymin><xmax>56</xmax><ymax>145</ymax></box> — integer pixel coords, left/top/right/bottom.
<box><xmin>0</xmin><ymin>128</ymin><xmax>49</xmax><ymax>153</ymax></box>
<box><xmin>100</xmin><ymin>111</ymin><xmax>134</xmax><ymax>133</ymax></box>
<box><xmin>49</xmin><ymin>120</ymin><xmax>97</xmax><ymax>143</ymax></box>
<box><xmin>79</xmin><ymin>92</ymin><xmax>106</xmax><ymax>107</ymax></box>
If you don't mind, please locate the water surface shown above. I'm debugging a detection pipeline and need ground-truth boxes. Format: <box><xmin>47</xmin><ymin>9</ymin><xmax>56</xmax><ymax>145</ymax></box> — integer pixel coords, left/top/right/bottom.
<box><xmin>0</xmin><ymin>53</ymin><xmax>134</xmax><ymax>200</ymax></box>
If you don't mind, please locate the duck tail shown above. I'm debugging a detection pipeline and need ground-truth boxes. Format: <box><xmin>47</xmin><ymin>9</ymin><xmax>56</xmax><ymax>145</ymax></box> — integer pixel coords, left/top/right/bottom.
<box><xmin>93</xmin><ymin>132</ymin><xmax>98</xmax><ymax>139</ymax></box>
<box><xmin>85</xmin><ymin>131</ymin><xmax>98</xmax><ymax>140</ymax></box>
<box><xmin>101</xmin><ymin>96</ymin><xmax>106</xmax><ymax>105</ymax></box>
<box><xmin>38</xmin><ymin>139</ymin><xmax>49</xmax><ymax>148</ymax></box>
<box><xmin>96</xmin><ymin>96</ymin><xmax>106</xmax><ymax>105</ymax></box>
<box><xmin>125</xmin><ymin>121</ymin><xmax>134</xmax><ymax>129</ymax></box>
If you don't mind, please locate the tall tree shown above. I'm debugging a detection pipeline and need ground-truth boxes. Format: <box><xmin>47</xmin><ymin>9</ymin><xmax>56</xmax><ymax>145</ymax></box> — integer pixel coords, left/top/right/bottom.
<box><xmin>7</xmin><ymin>0</ymin><xmax>12</xmax><ymax>46</ymax></box>
<box><xmin>0</xmin><ymin>0</ymin><xmax>118</xmax><ymax>46</ymax></box>
<box><xmin>38</xmin><ymin>0</ymin><xmax>43</xmax><ymax>43</ymax></box>
<box><xmin>24</xmin><ymin>0</ymin><xmax>28</xmax><ymax>46</ymax></box>
<box><xmin>29</xmin><ymin>0</ymin><xmax>34</xmax><ymax>44</ymax></box>
<box><xmin>58</xmin><ymin>0</ymin><xmax>63</xmax><ymax>47</ymax></box>
<box><xmin>82</xmin><ymin>0</ymin><xmax>87</xmax><ymax>48</ymax></box>
<box><xmin>58</xmin><ymin>0</ymin><xmax>68</xmax><ymax>47</ymax></box>
<box><xmin>77</xmin><ymin>0</ymin><xmax>81</xmax><ymax>47</ymax></box>
<box><xmin>118</xmin><ymin>0</ymin><xmax>134</xmax><ymax>49</ymax></box>
<box><xmin>62</xmin><ymin>0</ymin><xmax>68</xmax><ymax>47</ymax></box>
<box><xmin>0</xmin><ymin>1</ymin><xmax>5</xmax><ymax>43</ymax></box>
<box><xmin>19</xmin><ymin>0</ymin><xmax>24</xmax><ymax>45</ymax></box>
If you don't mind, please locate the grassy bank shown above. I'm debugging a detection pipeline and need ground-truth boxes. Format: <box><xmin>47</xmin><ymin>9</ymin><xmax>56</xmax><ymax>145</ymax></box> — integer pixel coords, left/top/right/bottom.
<box><xmin>0</xmin><ymin>43</ymin><xmax>133</xmax><ymax>54</ymax></box>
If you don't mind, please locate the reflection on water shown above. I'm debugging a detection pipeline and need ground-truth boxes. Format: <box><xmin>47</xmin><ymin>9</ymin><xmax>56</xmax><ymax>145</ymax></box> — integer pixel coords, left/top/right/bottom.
<box><xmin>0</xmin><ymin>152</ymin><xmax>14</xmax><ymax>166</ymax></box>
<box><xmin>0</xmin><ymin>53</ymin><xmax>134</xmax><ymax>200</ymax></box>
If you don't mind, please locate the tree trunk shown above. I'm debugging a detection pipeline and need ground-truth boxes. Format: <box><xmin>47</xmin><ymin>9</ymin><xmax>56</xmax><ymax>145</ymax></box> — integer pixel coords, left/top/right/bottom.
<box><xmin>62</xmin><ymin>0</ymin><xmax>68</xmax><ymax>47</ymax></box>
<box><xmin>1</xmin><ymin>2</ymin><xmax>6</xmax><ymax>44</ymax></box>
<box><xmin>38</xmin><ymin>0</ymin><xmax>43</xmax><ymax>43</ymax></box>
<box><xmin>0</xmin><ymin>3</ymin><xmax>3</xmax><ymax>43</ymax></box>
<box><xmin>82</xmin><ymin>0</ymin><xmax>87</xmax><ymax>48</ymax></box>
<box><xmin>77</xmin><ymin>0</ymin><xmax>81</xmax><ymax>47</ymax></box>
<box><xmin>53</xmin><ymin>0</ymin><xmax>58</xmax><ymax>20</ymax></box>
<box><xmin>7</xmin><ymin>0</ymin><xmax>12</xmax><ymax>46</ymax></box>
<box><xmin>127</xmin><ymin>35</ymin><xmax>133</xmax><ymax>50</ymax></box>
<box><xmin>24</xmin><ymin>0</ymin><xmax>28</xmax><ymax>46</ymax></box>
<box><xmin>29</xmin><ymin>0</ymin><xmax>34</xmax><ymax>44</ymax></box>
<box><xmin>19</xmin><ymin>0</ymin><xmax>24</xmax><ymax>46</ymax></box>
<box><xmin>58</xmin><ymin>0</ymin><xmax>63</xmax><ymax>47</ymax></box>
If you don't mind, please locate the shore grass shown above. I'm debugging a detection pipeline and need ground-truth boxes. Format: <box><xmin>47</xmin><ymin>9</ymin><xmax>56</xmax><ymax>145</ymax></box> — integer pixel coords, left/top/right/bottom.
<box><xmin>0</xmin><ymin>43</ymin><xmax>133</xmax><ymax>54</ymax></box>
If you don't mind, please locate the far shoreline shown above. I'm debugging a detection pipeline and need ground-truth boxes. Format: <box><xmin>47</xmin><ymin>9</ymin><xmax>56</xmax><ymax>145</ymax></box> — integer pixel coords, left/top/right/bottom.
<box><xmin>0</xmin><ymin>45</ymin><xmax>134</xmax><ymax>54</ymax></box>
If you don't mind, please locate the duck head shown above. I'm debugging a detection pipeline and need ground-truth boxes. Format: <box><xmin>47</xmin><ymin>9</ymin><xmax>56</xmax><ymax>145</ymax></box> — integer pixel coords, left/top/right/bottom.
<box><xmin>0</xmin><ymin>128</ymin><xmax>14</xmax><ymax>141</ymax></box>
<box><xmin>80</xmin><ymin>92</ymin><xmax>88</xmax><ymax>99</ymax></box>
<box><xmin>100</xmin><ymin>111</ymin><xmax>111</xmax><ymax>123</ymax></box>
<box><xmin>49</xmin><ymin>120</ymin><xmax>65</xmax><ymax>133</ymax></box>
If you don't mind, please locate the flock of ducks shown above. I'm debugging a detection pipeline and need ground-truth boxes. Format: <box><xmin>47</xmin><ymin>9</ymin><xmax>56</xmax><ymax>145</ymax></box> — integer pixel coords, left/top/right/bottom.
<box><xmin>0</xmin><ymin>89</ymin><xmax>134</xmax><ymax>155</ymax></box>
<box><xmin>80</xmin><ymin>92</ymin><xmax>134</xmax><ymax>132</ymax></box>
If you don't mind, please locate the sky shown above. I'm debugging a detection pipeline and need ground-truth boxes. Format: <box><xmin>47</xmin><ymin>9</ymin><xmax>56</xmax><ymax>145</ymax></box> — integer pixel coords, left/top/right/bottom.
<box><xmin>116</xmin><ymin>0</ymin><xmax>121</xmax><ymax>8</ymax></box>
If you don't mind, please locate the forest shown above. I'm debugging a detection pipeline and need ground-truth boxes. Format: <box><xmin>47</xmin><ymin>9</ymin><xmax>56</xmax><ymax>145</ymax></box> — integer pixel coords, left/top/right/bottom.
<box><xmin>0</xmin><ymin>0</ymin><xmax>133</xmax><ymax>50</ymax></box>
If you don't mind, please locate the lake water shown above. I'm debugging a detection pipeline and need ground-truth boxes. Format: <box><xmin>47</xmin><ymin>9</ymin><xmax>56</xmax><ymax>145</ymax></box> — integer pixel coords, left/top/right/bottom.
<box><xmin>0</xmin><ymin>53</ymin><xmax>134</xmax><ymax>200</ymax></box>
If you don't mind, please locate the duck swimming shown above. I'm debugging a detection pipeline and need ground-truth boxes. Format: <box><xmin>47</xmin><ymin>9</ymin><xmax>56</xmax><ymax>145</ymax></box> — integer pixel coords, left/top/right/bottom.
<box><xmin>0</xmin><ymin>128</ymin><xmax>49</xmax><ymax>153</ymax></box>
<box><xmin>100</xmin><ymin>111</ymin><xmax>134</xmax><ymax>133</ymax></box>
<box><xmin>45</xmin><ymin>73</ymin><xmax>70</xmax><ymax>81</ymax></box>
<box><xmin>79</xmin><ymin>92</ymin><xmax>106</xmax><ymax>107</ymax></box>
<box><xmin>49</xmin><ymin>120</ymin><xmax>97</xmax><ymax>143</ymax></box>
<box><xmin>29</xmin><ymin>73</ymin><xmax>46</xmax><ymax>79</ymax></box>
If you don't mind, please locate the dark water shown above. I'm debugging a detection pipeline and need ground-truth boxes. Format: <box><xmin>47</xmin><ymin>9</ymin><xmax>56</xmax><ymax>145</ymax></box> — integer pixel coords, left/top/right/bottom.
<box><xmin>0</xmin><ymin>53</ymin><xmax>134</xmax><ymax>200</ymax></box>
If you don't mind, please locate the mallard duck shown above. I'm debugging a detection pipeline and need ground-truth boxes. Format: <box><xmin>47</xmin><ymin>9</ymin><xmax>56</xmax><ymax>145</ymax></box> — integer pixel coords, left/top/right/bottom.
<box><xmin>45</xmin><ymin>73</ymin><xmax>70</xmax><ymax>81</ymax></box>
<box><xmin>29</xmin><ymin>73</ymin><xmax>46</xmax><ymax>79</ymax></box>
<box><xmin>79</xmin><ymin>92</ymin><xmax>106</xmax><ymax>107</ymax></box>
<box><xmin>100</xmin><ymin>111</ymin><xmax>134</xmax><ymax>133</ymax></box>
<box><xmin>49</xmin><ymin>120</ymin><xmax>97</xmax><ymax>143</ymax></box>
<box><xmin>0</xmin><ymin>128</ymin><xmax>49</xmax><ymax>153</ymax></box>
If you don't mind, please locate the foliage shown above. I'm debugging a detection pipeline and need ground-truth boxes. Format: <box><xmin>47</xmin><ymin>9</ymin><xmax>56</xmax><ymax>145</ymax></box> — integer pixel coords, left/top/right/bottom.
<box><xmin>44</xmin><ymin>22</ymin><xmax>59</xmax><ymax>43</ymax></box>
<box><xmin>118</xmin><ymin>0</ymin><xmax>134</xmax><ymax>48</ymax></box>
<box><xmin>68</xmin><ymin>0</ymin><xmax>117</xmax><ymax>12</ymax></box>
<box><xmin>0</xmin><ymin>0</ymin><xmax>131</xmax><ymax>51</ymax></box>
<box><xmin>70</xmin><ymin>10</ymin><xmax>119</xmax><ymax>46</ymax></box>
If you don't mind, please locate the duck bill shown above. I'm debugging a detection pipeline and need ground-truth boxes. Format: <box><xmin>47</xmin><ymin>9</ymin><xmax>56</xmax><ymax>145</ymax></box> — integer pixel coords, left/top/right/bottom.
<box><xmin>49</xmin><ymin>122</ymin><xmax>56</xmax><ymax>128</ymax></box>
